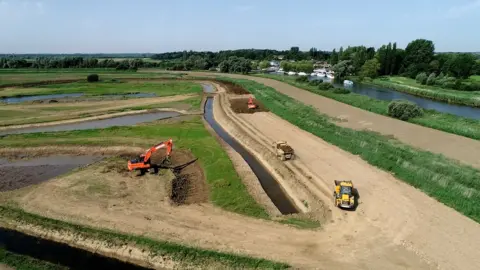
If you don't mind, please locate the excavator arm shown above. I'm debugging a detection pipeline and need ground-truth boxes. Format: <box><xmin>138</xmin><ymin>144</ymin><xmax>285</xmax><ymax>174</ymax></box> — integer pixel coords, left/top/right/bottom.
<box><xmin>128</xmin><ymin>139</ymin><xmax>173</xmax><ymax>172</ymax></box>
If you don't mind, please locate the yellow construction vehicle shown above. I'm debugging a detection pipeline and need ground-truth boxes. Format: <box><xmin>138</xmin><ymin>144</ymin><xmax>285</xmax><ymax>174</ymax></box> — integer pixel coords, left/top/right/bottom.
<box><xmin>333</xmin><ymin>180</ymin><xmax>355</xmax><ymax>209</ymax></box>
<box><xmin>273</xmin><ymin>141</ymin><xmax>295</xmax><ymax>161</ymax></box>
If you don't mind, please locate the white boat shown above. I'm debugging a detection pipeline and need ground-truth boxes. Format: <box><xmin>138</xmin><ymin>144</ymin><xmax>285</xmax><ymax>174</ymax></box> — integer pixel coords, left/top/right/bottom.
<box><xmin>343</xmin><ymin>80</ymin><xmax>353</xmax><ymax>86</ymax></box>
<box><xmin>298</xmin><ymin>72</ymin><xmax>307</xmax><ymax>76</ymax></box>
<box><xmin>287</xmin><ymin>71</ymin><xmax>297</xmax><ymax>76</ymax></box>
<box><xmin>317</xmin><ymin>72</ymin><xmax>326</xmax><ymax>77</ymax></box>
<box><xmin>327</xmin><ymin>74</ymin><xmax>335</xmax><ymax>79</ymax></box>
<box><xmin>310</xmin><ymin>72</ymin><xmax>317</xmax><ymax>76</ymax></box>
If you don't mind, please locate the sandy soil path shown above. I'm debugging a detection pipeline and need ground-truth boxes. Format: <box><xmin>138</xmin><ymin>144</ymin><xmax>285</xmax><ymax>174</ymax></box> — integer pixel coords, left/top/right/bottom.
<box><xmin>178</xmin><ymin>71</ymin><xmax>480</xmax><ymax>169</ymax></box>
<box><xmin>240</xmin><ymin>111</ymin><xmax>480</xmax><ymax>270</ymax></box>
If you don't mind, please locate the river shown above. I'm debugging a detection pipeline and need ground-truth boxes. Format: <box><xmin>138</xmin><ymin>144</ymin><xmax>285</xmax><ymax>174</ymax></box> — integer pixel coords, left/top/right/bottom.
<box><xmin>271</xmin><ymin>72</ymin><xmax>480</xmax><ymax>120</ymax></box>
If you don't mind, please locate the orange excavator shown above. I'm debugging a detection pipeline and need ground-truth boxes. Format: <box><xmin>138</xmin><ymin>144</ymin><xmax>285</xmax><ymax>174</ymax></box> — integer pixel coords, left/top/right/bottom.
<box><xmin>247</xmin><ymin>97</ymin><xmax>258</xmax><ymax>109</ymax></box>
<box><xmin>127</xmin><ymin>139</ymin><xmax>173</xmax><ymax>175</ymax></box>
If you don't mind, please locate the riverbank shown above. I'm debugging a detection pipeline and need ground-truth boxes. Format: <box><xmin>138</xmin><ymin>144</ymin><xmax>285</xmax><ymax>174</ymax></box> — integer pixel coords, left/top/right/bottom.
<box><xmin>368</xmin><ymin>76</ymin><xmax>480</xmax><ymax>107</ymax></box>
<box><xmin>255</xmin><ymin>74</ymin><xmax>480</xmax><ymax>140</ymax></box>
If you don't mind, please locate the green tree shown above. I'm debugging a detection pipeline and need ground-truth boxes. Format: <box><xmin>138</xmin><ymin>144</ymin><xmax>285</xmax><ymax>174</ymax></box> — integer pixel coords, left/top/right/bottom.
<box><xmin>376</xmin><ymin>45</ymin><xmax>388</xmax><ymax>75</ymax></box>
<box><xmin>402</xmin><ymin>39</ymin><xmax>435</xmax><ymax>77</ymax></box>
<box><xmin>449</xmin><ymin>53</ymin><xmax>476</xmax><ymax>78</ymax></box>
<box><xmin>259</xmin><ymin>60</ymin><xmax>270</xmax><ymax>69</ymax></box>
<box><xmin>332</xmin><ymin>60</ymin><xmax>354</xmax><ymax>79</ymax></box>
<box><xmin>415</xmin><ymin>72</ymin><xmax>428</xmax><ymax>85</ymax></box>
<box><xmin>385</xmin><ymin>43</ymin><xmax>392</xmax><ymax>75</ymax></box>
<box><xmin>360</xmin><ymin>58</ymin><xmax>381</xmax><ymax>78</ymax></box>
<box><xmin>338</xmin><ymin>47</ymin><xmax>344</xmax><ymax>60</ymax></box>
<box><xmin>390</xmin><ymin>43</ymin><xmax>397</xmax><ymax>75</ymax></box>
<box><xmin>330</xmin><ymin>49</ymin><xmax>339</xmax><ymax>65</ymax></box>
<box><xmin>426</xmin><ymin>72</ymin><xmax>436</xmax><ymax>85</ymax></box>
<box><xmin>366</xmin><ymin>47</ymin><xmax>376</xmax><ymax>60</ymax></box>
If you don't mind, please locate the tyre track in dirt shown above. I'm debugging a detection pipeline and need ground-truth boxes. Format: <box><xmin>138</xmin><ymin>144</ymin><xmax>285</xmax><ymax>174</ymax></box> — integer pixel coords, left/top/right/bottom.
<box><xmin>175</xmin><ymin>71</ymin><xmax>480</xmax><ymax>169</ymax></box>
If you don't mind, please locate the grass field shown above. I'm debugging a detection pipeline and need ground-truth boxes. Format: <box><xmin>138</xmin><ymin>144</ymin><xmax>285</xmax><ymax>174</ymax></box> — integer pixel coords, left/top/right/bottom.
<box><xmin>0</xmin><ymin>70</ymin><xmax>181</xmax><ymax>85</ymax></box>
<box><xmin>0</xmin><ymin>207</ymin><xmax>288</xmax><ymax>269</ymax></box>
<box><xmin>221</xmin><ymin>77</ymin><xmax>480</xmax><ymax>223</ymax></box>
<box><xmin>371</xmin><ymin>76</ymin><xmax>480</xmax><ymax>107</ymax></box>
<box><xmin>0</xmin><ymin>95</ymin><xmax>202</xmax><ymax>127</ymax></box>
<box><xmin>0</xmin><ymin>80</ymin><xmax>202</xmax><ymax>98</ymax></box>
<box><xmin>0</xmin><ymin>116</ymin><xmax>269</xmax><ymax>219</ymax></box>
<box><xmin>256</xmin><ymin>74</ymin><xmax>480</xmax><ymax>140</ymax></box>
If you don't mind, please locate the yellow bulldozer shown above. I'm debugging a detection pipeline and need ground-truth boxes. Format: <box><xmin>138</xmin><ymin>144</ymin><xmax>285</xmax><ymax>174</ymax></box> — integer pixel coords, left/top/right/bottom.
<box><xmin>333</xmin><ymin>180</ymin><xmax>356</xmax><ymax>209</ymax></box>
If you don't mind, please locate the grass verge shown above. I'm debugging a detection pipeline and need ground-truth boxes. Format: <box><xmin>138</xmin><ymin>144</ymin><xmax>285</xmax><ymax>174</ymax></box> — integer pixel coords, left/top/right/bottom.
<box><xmin>0</xmin><ymin>80</ymin><xmax>202</xmax><ymax>98</ymax></box>
<box><xmin>0</xmin><ymin>116</ymin><xmax>269</xmax><ymax>219</ymax></box>
<box><xmin>255</xmin><ymin>74</ymin><xmax>480</xmax><ymax>140</ymax></box>
<box><xmin>219</xmin><ymin>77</ymin><xmax>480</xmax><ymax>223</ymax></box>
<box><xmin>0</xmin><ymin>206</ymin><xmax>289</xmax><ymax>269</ymax></box>
<box><xmin>370</xmin><ymin>76</ymin><xmax>480</xmax><ymax>107</ymax></box>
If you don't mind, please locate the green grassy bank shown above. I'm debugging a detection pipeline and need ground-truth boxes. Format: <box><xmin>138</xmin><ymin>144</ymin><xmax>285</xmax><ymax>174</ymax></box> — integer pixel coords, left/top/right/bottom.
<box><xmin>0</xmin><ymin>80</ymin><xmax>202</xmax><ymax>98</ymax></box>
<box><xmin>370</xmin><ymin>76</ymin><xmax>480</xmax><ymax>107</ymax></box>
<box><xmin>255</xmin><ymin>74</ymin><xmax>480</xmax><ymax>140</ymax></box>
<box><xmin>220</xmin><ymin>77</ymin><xmax>480</xmax><ymax>223</ymax></box>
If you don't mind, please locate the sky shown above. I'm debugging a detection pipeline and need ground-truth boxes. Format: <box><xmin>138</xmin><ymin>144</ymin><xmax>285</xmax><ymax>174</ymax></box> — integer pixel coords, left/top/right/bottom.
<box><xmin>1</xmin><ymin>0</ymin><xmax>479</xmax><ymax>53</ymax></box>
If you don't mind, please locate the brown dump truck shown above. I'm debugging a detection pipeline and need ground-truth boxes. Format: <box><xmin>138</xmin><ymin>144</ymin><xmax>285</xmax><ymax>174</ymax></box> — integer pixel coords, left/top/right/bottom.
<box><xmin>273</xmin><ymin>141</ymin><xmax>295</xmax><ymax>161</ymax></box>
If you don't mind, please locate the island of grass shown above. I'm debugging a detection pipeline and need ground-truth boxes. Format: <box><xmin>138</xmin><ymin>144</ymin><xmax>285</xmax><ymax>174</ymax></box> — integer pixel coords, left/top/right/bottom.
<box><xmin>255</xmin><ymin>74</ymin><xmax>480</xmax><ymax>140</ymax></box>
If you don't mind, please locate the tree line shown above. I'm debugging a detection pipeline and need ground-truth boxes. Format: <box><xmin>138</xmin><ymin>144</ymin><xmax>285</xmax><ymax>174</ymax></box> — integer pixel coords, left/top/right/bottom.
<box><xmin>330</xmin><ymin>39</ymin><xmax>480</xmax><ymax>91</ymax></box>
<box><xmin>0</xmin><ymin>57</ymin><xmax>159</xmax><ymax>70</ymax></box>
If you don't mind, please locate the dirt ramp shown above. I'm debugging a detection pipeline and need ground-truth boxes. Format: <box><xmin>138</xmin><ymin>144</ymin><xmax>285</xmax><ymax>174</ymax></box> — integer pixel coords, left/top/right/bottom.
<box><xmin>151</xmin><ymin>150</ymin><xmax>208</xmax><ymax>205</ymax></box>
<box><xmin>230</xmin><ymin>98</ymin><xmax>269</xmax><ymax>114</ymax></box>
<box><xmin>215</xmin><ymin>80</ymin><xmax>250</xmax><ymax>95</ymax></box>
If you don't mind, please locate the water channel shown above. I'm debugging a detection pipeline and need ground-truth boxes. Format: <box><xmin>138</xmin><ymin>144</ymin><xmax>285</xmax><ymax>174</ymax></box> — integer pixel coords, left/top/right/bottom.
<box><xmin>203</xmin><ymin>97</ymin><xmax>298</xmax><ymax>214</ymax></box>
<box><xmin>272</xmin><ymin>72</ymin><xmax>480</xmax><ymax>120</ymax></box>
<box><xmin>0</xmin><ymin>228</ymin><xmax>152</xmax><ymax>270</ymax></box>
<box><xmin>0</xmin><ymin>111</ymin><xmax>180</xmax><ymax>136</ymax></box>
<box><xmin>1</xmin><ymin>93</ymin><xmax>158</xmax><ymax>104</ymax></box>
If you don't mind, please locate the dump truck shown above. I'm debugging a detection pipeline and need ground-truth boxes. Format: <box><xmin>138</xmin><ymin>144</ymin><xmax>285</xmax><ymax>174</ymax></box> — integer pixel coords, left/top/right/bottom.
<box><xmin>273</xmin><ymin>141</ymin><xmax>295</xmax><ymax>161</ymax></box>
<box><xmin>333</xmin><ymin>180</ymin><xmax>355</xmax><ymax>209</ymax></box>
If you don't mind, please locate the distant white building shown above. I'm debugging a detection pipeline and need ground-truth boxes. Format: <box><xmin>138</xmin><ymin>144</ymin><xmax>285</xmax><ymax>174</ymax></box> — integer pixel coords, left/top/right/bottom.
<box><xmin>270</xmin><ymin>61</ymin><xmax>280</xmax><ymax>67</ymax></box>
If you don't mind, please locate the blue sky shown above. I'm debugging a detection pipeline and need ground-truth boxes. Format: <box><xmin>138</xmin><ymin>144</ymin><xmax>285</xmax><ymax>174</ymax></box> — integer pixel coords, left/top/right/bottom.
<box><xmin>1</xmin><ymin>0</ymin><xmax>479</xmax><ymax>53</ymax></box>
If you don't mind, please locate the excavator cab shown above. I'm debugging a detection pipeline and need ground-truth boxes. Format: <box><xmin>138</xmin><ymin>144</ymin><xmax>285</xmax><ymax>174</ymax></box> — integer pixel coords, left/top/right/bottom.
<box><xmin>334</xmin><ymin>180</ymin><xmax>356</xmax><ymax>209</ymax></box>
<box><xmin>128</xmin><ymin>139</ymin><xmax>173</xmax><ymax>175</ymax></box>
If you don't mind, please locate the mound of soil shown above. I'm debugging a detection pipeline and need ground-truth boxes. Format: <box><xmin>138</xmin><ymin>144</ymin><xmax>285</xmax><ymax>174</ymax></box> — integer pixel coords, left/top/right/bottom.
<box><xmin>278</xmin><ymin>144</ymin><xmax>294</xmax><ymax>153</ymax></box>
<box><xmin>230</xmin><ymin>98</ymin><xmax>269</xmax><ymax>114</ymax></box>
<box><xmin>215</xmin><ymin>80</ymin><xmax>250</xmax><ymax>95</ymax></box>
<box><xmin>150</xmin><ymin>149</ymin><xmax>207</xmax><ymax>205</ymax></box>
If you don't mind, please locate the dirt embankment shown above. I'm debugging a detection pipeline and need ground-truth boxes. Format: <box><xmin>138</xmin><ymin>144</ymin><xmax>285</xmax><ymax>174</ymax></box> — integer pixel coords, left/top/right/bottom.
<box><xmin>229</xmin><ymin>98</ymin><xmax>269</xmax><ymax>114</ymax></box>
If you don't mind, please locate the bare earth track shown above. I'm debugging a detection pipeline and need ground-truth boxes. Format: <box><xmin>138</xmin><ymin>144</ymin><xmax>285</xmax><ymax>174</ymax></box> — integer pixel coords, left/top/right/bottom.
<box><xmin>177</xmin><ymin>71</ymin><xmax>480</xmax><ymax>169</ymax></box>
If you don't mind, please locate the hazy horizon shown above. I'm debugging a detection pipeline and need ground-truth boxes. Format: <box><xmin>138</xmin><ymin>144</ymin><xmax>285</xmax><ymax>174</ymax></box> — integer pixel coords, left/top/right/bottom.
<box><xmin>1</xmin><ymin>0</ymin><xmax>480</xmax><ymax>54</ymax></box>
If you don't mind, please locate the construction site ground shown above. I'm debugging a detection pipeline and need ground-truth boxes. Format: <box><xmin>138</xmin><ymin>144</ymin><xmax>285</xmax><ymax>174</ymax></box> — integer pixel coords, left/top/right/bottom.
<box><xmin>1</xmin><ymin>77</ymin><xmax>480</xmax><ymax>269</ymax></box>
<box><xmin>175</xmin><ymin>71</ymin><xmax>480</xmax><ymax>169</ymax></box>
